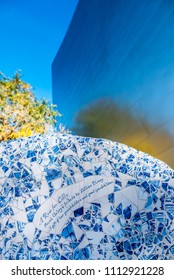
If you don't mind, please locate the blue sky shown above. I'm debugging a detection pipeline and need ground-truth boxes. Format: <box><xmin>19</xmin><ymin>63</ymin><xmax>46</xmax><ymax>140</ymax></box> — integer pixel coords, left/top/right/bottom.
<box><xmin>0</xmin><ymin>0</ymin><xmax>78</xmax><ymax>101</ymax></box>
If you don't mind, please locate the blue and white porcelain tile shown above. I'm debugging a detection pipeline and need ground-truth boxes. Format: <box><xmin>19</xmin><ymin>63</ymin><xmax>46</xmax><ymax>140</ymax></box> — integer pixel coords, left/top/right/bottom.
<box><xmin>0</xmin><ymin>133</ymin><xmax>174</xmax><ymax>259</ymax></box>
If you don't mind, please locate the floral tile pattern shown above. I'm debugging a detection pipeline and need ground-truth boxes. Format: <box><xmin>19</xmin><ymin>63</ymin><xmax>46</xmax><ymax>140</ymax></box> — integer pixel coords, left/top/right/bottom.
<box><xmin>0</xmin><ymin>133</ymin><xmax>174</xmax><ymax>260</ymax></box>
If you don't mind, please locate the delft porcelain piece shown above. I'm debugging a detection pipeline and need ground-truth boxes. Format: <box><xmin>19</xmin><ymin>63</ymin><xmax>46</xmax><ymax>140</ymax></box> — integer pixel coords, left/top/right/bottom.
<box><xmin>0</xmin><ymin>133</ymin><xmax>174</xmax><ymax>260</ymax></box>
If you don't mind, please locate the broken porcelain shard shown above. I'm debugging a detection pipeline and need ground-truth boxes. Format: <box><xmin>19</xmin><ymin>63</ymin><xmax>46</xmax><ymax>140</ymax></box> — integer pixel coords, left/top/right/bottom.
<box><xmin>0</xmin><ymin>133</ymin><xmax>174</xmax><ymax>260</ymax></box>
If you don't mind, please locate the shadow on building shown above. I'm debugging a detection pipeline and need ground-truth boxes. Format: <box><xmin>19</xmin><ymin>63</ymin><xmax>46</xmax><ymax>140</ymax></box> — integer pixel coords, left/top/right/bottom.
<box><xmin>74</xmin><ymin>98</ymin><xmax>174</xmax><ymax>169</ymax></box>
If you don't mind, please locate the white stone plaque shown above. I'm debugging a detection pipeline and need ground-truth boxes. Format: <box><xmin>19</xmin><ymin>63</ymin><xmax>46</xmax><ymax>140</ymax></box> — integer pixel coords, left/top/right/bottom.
<box><xmin>33</xmin><ymin>175</ymin><xmax>115</xmax><ymax>234</ymax></box>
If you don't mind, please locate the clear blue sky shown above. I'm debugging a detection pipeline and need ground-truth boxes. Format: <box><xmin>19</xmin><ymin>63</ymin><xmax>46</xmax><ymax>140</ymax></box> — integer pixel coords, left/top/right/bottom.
<box><xmin>0</xmin><ymin>0</ymin><xmax>78</xmax><ymax>101</ymax></box>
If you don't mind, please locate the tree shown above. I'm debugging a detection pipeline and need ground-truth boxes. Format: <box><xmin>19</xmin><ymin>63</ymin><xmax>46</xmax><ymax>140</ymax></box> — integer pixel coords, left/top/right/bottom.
<box><xmin>0</xmin><ymin>71</ymin><xmax>61</xmax><ymax>142</ymax></box>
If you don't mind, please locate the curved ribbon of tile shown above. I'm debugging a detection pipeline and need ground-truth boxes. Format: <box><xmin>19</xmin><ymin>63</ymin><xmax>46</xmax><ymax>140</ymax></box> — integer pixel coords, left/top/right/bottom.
<box><xmin>0</xmin><ymin>133</ymin><xmax>174</xmax><ymax>259</ymax></box>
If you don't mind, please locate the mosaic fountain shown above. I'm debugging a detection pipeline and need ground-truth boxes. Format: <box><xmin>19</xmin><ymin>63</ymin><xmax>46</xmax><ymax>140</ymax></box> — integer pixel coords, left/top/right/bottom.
<box><xmin>0</xmin><ymin>133</ymin><xmax>174</xmax><ymax>259</ymax></box>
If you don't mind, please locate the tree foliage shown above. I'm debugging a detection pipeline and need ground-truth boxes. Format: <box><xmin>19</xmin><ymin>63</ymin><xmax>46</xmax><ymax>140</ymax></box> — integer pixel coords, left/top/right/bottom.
<box><xmin>0</xmin><ymin>71</ymin><xmax>61</xmax><ymax>142</ymax></box>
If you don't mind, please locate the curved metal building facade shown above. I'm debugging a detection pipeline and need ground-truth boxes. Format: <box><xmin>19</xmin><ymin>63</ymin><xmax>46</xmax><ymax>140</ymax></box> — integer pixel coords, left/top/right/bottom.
<box><xmin>52</xmin><ymin>0</ymin><xmax>174</xmax><ymax>168</ymax></box>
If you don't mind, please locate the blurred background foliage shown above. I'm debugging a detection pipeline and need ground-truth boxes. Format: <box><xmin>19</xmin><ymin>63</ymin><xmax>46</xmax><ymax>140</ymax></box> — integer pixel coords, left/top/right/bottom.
<box><xmin>74</xmin><ymin>98</ymin><xmax>174</xmax><ymax>169</ymax></box>
<box><xmin>0</xmin><ymin>71</ymin><xmax>61</xmax><ymax>142</ymax></box>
